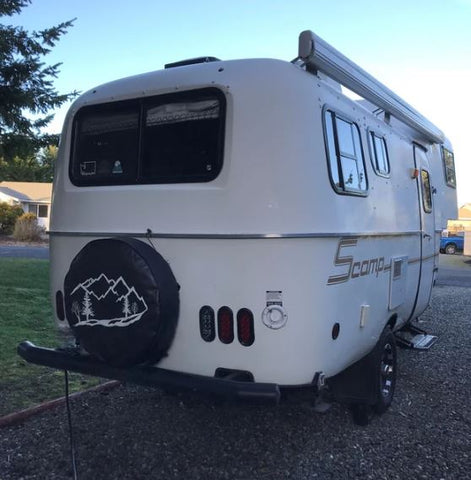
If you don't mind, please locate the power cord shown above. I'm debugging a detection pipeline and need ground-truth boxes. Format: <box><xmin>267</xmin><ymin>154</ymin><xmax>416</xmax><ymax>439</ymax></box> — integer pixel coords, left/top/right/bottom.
<box><xmin>64</xmin><ymin>370</ymin><xmax>79</xmax><ymax>480</ymax></box>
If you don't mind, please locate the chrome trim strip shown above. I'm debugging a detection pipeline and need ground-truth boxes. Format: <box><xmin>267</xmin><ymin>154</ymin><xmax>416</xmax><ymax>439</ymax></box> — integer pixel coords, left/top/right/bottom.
<box><xmin>48</xmin><ymin>230</ymin><xmax>422</xmax><ymax>240</ymax></box>
<box><xmin>408</xmin><ymin>253</ymin><xmax>438</xmax><ymax>265</ymax></box>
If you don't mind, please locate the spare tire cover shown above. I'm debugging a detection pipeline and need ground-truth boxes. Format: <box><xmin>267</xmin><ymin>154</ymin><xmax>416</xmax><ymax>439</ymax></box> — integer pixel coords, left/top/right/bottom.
<box><xmin>64</xmin><ymin>237</ymin><xmax>179</xmax><ymax>367</ymax></box>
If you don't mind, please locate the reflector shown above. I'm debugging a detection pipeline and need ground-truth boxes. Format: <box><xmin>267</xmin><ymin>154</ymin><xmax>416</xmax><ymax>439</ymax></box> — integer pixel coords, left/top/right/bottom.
<box><xmin>199</xmin><ymin>306</ymin><xmax>215</xmax><ymax>342</ymax></box>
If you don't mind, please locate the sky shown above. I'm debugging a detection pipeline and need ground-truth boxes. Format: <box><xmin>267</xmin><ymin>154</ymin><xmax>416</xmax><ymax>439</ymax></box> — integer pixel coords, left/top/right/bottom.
<box><xmin>9</xmin><ymin>0</ymin><xmax>471</xmax><ymax>207</ymax></box>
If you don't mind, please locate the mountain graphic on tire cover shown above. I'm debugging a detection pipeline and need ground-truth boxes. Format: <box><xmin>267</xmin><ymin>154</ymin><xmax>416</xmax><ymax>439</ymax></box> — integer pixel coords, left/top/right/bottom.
<box><xmin>69</xmin><ymin>273</ymin><xmax>149</xmax><ymax>327</ymax></box>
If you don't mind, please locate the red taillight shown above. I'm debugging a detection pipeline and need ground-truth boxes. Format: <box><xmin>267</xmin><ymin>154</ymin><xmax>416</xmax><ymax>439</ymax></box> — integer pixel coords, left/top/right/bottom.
<box><xmin>217</xmin><ymin>307</ymin><xmax>234</xmax><ymax>344</ymax></box>
<box><xmin>237</xmin><ymin>308</ymin><xmax>254</xmax><ymax>346</ymax></box>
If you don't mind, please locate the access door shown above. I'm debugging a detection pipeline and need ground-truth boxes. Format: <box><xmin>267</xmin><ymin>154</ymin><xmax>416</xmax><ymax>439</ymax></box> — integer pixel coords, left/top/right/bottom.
<box><xmin>412</xmin><ymin>144</ymin><xmax>436</xmax><ymax>316</ymax></box>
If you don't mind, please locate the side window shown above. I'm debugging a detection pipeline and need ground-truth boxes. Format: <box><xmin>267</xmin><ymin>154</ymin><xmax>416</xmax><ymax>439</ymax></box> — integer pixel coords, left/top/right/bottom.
<box><xmin>441</xmin><ymin>147</ymin><xmax>456</xmax><ymax>188</ymax></box>
<box><xmin>368</xmin><ymin>132</ymin><xmax>390</xmax><ymax>176</ymax></box>
<box><xmin>324</xmin><ymin>110</ymin><xmax>367</xmax><ymax>195</ymax></box>
<box><xmin>421</xmin><ymin>169</ymin><xmax>432</xmax><ymax>213</ymax></box>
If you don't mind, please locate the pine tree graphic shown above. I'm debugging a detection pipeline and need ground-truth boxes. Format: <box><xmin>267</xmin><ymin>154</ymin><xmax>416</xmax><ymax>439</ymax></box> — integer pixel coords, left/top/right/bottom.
<box><xmin>82</xmin><ymin>291</ymin><xmax>95</xmax><ymax>321</ymax></box>
<box><xmin>122</xmin><ymin>295</ymin><xmax>130</xmax><ymax>319</ymax></box>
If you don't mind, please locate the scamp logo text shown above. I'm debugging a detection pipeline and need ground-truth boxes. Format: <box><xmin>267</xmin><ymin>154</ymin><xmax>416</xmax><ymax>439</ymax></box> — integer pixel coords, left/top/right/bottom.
<box><xmin>69</xmin><ymin>274</ymin><xmax>148</xmax><ymax>327</ymax></box>
<box><xmin>327</xmin><ymin>238</ymin><xmax>389</xmax><ymax>285</ymax></box>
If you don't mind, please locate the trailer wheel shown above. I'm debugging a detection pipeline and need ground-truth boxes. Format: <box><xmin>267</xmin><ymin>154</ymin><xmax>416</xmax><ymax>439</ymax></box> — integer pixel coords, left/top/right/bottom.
<box><xmin>445</xmin><ymin>243</ymin><xmax>456</xmax><ymax>255</ymax></box>
<box><xmin>64</xmin><ymin>237</ymin><xmax>179</xmax><ymax>367</ymax></box>
<box><xmin>373</xmin><ymin>326</ymin><xmax>397</xmax><ymax>414</ymax></box>
<box><xmin>347</xmin><ymin>326</ymin><xmax>396</xmax><ymax>426</ymax></box>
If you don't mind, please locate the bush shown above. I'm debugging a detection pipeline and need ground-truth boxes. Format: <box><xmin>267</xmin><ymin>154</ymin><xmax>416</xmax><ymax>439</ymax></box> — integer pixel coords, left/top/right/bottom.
<box><xmin>13</xmin><ymin>212</ymin><xmax>45</xmax><ymax>241</ymax></box>
<box><xmin>0</xmin><ymin>202</ymin><xmax>24</xmax><ymax>235</ymax></box>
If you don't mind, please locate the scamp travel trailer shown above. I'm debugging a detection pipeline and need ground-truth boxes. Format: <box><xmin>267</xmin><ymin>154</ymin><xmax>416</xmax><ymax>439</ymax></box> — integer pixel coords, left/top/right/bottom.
<box><xmin>19</xmin><ymin>31</ymin><xmax>457</xmax><ymax>424</ymax></box>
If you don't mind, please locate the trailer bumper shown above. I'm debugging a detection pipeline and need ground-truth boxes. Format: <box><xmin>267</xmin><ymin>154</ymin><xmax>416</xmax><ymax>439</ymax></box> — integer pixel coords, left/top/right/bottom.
<box><xmin>17</xmin><ymin>341</ymin><xmax>281</xmax><ymax>404</ymax></box>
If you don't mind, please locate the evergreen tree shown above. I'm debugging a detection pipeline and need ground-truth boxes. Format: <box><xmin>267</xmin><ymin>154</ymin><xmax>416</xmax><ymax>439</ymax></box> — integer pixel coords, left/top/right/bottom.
<box><xmin>122</xmin><ymin>296</ymin><xmax>130</xmax><ymax>319</ymax></box>
<box><xmin>82</xmin><ymin>291</ymin><xmax>94</xmax><ymax>321</ymax></box>
<box><xmin>0</xmin><ymin>0</ymin><xmax>77</xmax><ymax>139</ymax></box>
<box><xmin>0</xmin><ymin>0</ymin><xmax>76</xmax><ymax>180</ymax></box>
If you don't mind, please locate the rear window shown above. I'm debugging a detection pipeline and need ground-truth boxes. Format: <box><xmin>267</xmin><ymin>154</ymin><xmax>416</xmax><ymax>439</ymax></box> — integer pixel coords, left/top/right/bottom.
<box><xmin>70</xmin><ymin>88</ymin><xmax>226</xmax><ymax>186</ymax></box>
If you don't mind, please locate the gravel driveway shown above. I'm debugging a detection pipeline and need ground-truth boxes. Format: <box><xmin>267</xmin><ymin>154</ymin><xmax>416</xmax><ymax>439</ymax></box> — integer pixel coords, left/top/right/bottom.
<box><xmin>1</xmin><ymin>285</ymin><xmax>470</xmax><ymax>479</ymax></box>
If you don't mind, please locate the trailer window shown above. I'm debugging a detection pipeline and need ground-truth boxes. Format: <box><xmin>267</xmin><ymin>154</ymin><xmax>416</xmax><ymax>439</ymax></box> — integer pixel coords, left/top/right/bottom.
<box><xmin>70</xmin><ymin>88</ymin><xmax>225</xmax><ymax>186</ymax></box>
<box><xmin>421</xmin><ymin>169</ymin><xmax>432</xmax><ymax>213</ymax></box>
<box><xmin>142</xmin><ymin>96</ymin><xmax>223</xmax><ymax>182</ymax></box>
<box><xmin>71</xmin><ymin>106</ymin><xmax>140</xmax><ymax>185</ymax></box>
<box><xmin>324</xmin><ymin>110</ymin><xmax>367</xmax><ymax>195</ymax></box>
<box><xmin>368</xmin><ymin>132</ymin><xmax>390</xmax><ymax>176</ymax></box>
<box><xmin>441</xmin><ymin>147</ymin><xmax>456</xmax><ymax>188</ymax></box>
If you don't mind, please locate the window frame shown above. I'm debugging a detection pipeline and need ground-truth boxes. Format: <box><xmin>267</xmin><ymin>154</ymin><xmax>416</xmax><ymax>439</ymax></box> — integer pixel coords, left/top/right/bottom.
<box><xmin>27</xmin><ymin>203</ymin><xmax>48</xmax><ymax>218</ymax></box>
<box><xmin>69</xmin><ymin>87</ymin><xmax>226</xmax><ymax>187</ymax></box>
<box><xmin>323</xmin><ymin>107</ymin><xmax>368</xmax><ymax>196</ymax></box>
<box><xmin>367</xmin><ymin>130</ymin><xmax>390</xmax><ymax>177</ymax></box>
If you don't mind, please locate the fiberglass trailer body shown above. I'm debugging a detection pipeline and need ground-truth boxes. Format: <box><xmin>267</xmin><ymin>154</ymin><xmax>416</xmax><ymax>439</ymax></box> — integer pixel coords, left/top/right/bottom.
<box><xmin>19</xmin><ymin>31</ymin><xmax>457</xmax><ymax>423</ymax></box>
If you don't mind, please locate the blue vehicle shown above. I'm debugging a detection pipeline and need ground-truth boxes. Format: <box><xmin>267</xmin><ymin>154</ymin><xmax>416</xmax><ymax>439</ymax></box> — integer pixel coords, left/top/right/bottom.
<box><xmin>440</xmin><ymin>233</ymin><xmax>464</xmax><ymax>254</ymax></box>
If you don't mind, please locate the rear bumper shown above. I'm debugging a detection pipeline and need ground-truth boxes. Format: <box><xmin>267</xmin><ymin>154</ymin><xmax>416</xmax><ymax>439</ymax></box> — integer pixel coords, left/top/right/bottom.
<box><xmin>17</xmin><ymin>341</ymin><xmax>281</xmax><ymax>404</ymax></box>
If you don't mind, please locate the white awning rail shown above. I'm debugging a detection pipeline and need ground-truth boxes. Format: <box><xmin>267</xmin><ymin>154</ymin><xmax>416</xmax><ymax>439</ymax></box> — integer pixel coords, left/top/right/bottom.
<box><xmin>298</xmin><ymin>30</ymin><xmax>444</xmax><ymax>144</ymax></box>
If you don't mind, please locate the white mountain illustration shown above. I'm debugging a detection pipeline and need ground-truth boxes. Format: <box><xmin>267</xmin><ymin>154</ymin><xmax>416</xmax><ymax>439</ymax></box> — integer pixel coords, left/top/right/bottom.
<box><xmin>70</xmin><ymin>274</ymin><xmax>148</xmax><ymax>328</ymax></box>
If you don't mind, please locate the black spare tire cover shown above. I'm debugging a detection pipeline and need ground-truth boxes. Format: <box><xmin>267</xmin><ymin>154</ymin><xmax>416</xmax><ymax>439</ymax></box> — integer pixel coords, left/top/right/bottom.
<box><xmin>64</xmin><ymin>237</ymin><xmax>179</xmax><ymax>367</ymax></box>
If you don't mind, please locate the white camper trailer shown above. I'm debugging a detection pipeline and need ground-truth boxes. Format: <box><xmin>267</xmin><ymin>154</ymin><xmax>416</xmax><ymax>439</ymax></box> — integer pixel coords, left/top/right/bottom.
<box><xmin>19</xmin><ymin>31</ymin><xmax>457</xmax><ymax>424</ymax></box>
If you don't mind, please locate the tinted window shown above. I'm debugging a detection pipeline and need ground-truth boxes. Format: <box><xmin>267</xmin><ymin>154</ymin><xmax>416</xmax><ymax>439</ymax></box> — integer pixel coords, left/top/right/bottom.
<box><xmin>442</xmin><ymin>147</ymin><xmax>456</xmax><ymax>188</ymax></box>
<box><xmin>70</xmin><ymin>88</ymin><xmax>225</xmax><ymax>186</ymax></box>
<box><xmin>142</xmin><ymin>97</ymin><xmax>222</xmax><ymax>182</ymax></box>
<box><xmin>71</xmin><ymin>106</ymin><xmax>139</xmax><ymax>185</ymax></box>
<box><xmin>421</xmin><ymin>169</ymin><xmax>432</xmax><ymax>213</ymax></box>
<box><xmin>324</xmin><ymin>110</ymin><xmax>367</xmax><ymax>195</ymax></box>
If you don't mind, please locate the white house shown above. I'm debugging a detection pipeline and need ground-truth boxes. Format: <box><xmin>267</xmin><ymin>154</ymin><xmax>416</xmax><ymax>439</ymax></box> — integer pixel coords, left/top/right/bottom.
<box><xmin>0</xmin><ymin>181</ymin><xmax>52</xmax><ymax>230</ymax></box>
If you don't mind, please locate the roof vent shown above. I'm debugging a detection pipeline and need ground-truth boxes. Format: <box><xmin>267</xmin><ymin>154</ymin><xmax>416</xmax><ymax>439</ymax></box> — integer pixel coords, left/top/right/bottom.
<box><xmin>165</xmin><ymin>56</ymin><xmax>221</xmax><ymax>69</ymax></box>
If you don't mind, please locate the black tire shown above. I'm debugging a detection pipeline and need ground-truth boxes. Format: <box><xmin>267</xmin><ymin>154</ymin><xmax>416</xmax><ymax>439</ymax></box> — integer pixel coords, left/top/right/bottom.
<box><xmin>347</xmin><ymin>326</ymin><xmax>396</xmax><ymax>425</ymax></box>
<box><xmin>64</xmin><ymin>237</ymin><xmax>179</xmax><ymax>367</ymax></box>
<box><xmin>445</xmin><ymin>243</ymin><xmax>456</xmax><ymax>255</ymax></box>
<box><xmin>372</xmin><ymin>326</ymin><xmax>397</xmax><ymax>414</ymax></box>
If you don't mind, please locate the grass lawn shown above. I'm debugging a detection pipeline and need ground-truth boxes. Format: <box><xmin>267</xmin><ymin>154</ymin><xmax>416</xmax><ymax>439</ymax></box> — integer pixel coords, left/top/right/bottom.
<box><xmin>0</xmin><ymin>257</ymin><xmax>101</xmax><ymax>416</ymax></box>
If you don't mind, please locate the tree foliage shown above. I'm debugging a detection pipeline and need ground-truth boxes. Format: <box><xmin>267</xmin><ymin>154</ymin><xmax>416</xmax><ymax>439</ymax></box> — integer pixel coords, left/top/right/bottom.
<box><xmin>13</xmin><ymin>211</ymin><xmax>44</xmax><ymax>241</ymax></box>
<box><xmin>0</xmin><ymin>0</ymin><xmax>75</xmax><ymax>181</ymax></box>
<box><xmin>0</xmin><ymin>201</ymin><xmax>23</xmax><ymax>234</ymax></box>
<box><xmin>0</xmin><ymin>0</ymin><xmax>76</xmax><ymax>137</ymax></box>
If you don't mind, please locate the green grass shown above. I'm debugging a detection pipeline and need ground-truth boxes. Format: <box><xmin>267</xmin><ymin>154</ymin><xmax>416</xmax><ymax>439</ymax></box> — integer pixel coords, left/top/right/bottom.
<box><xmin>0</xmin><ymin>258</ymin><xmax>101</xmax><ymax>416</ymax></box>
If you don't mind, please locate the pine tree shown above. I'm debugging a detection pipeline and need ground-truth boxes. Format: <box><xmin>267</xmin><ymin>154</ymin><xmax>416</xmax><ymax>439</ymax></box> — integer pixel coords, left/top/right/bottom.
<box><xmin>82</xmin><ymin>291</ymin><xmax>94</xmax><ymax>321</ymax></box>
<box><xmin>0</xmin><ymin>1</ymin><xmax>77</xmax><ymax>152</ymax></box>
<box><xmin>122</xmin><ymin>296</ymin><xmax>131</xmax><ymax>319</ymax></box>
